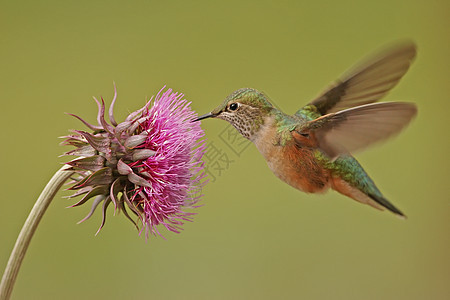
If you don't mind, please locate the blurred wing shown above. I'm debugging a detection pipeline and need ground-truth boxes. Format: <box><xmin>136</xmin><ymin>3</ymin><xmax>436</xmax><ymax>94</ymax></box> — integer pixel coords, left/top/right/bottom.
<box><xmin>301</xmin><ymin>102</ymin><xmax>417</xmax><ymax>159</ymax></box>
<box><xmin>301</xmin><ymin>41</ymin><xmax>416</xmax><ymax>116</ymax></box>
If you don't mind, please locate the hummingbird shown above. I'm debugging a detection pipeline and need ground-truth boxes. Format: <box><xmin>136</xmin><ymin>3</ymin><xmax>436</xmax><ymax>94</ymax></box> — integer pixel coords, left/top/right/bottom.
<box><xmin>194</xmin><ymin>41</ymin><xmax>417</xmax><ymax>217</ymax></box>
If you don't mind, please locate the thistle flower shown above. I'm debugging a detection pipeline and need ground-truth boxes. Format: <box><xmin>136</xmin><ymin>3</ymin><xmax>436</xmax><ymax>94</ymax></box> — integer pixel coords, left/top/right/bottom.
<box><xmin>61</xmin><ymin>86</ymin><xmax>207</xmax><ymax>238</ymax></box>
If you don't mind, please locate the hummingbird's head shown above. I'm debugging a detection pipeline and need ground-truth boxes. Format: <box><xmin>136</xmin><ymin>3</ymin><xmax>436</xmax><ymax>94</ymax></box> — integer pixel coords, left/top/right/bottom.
<box><xmin>194</xmin><ymin>88</ymin><xmax>274</xmax><ymax>140</ymax></box>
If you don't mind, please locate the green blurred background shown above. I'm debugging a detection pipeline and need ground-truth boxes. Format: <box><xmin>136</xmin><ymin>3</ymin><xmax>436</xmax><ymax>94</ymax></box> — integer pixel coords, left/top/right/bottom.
<box><xmin>1</xmin><ymin>1</ymin><xmax>449</xmax><ymax>299</ymax></box>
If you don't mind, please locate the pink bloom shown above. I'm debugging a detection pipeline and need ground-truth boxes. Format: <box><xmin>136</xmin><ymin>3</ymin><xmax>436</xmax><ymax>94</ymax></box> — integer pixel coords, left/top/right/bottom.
<box><xmin>62</xmin><ymin>85</ymin><xmax>207</xmax><ymax>238</ymax></box>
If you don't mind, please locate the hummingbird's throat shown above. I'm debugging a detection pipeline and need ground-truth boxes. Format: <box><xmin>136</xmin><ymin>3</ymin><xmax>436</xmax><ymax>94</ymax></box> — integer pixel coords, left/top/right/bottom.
<box><xmin>220</xmin><ymin>108</ymin><xmax>265</xmax><ymax>140</ymax></box>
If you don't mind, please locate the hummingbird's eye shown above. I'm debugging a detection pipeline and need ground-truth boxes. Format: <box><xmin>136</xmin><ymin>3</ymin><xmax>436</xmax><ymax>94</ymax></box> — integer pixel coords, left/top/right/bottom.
<box><xmin>229</xmin><ymin>103</ymin><xmax>239</xmax><ymax>111</ymax></box>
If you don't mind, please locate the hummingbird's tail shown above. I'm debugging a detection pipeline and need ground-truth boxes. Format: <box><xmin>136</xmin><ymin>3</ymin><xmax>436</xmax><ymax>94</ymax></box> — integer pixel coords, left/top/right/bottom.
<box><xmin>331</xmin><ymin>176</ymin><xmax>406</xmax><ymax>218</ymax></box>
<box><xmin>327</xmin><ymin>155</ymin><xmax>406</xmax><ymax>218</ymax></box>
<box><xmin>367</xmin><ymin>193</ymin><xmax>406</xmax><ymax>218</ymax></box>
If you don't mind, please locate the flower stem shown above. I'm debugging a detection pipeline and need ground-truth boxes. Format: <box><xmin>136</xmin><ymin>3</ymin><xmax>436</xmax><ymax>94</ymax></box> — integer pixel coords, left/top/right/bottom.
<box><xmin>0</xmin><ymin>165</ymin><xmax>74</xmax><ymax>300</ymax></box>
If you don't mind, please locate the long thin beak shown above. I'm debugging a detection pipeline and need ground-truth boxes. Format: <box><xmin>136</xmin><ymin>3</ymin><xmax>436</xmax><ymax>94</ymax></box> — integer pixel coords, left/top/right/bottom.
<box><xmin>192</xmin><ymin>112</ymin><xmax>215</xmax><ymax>122</ymax></box>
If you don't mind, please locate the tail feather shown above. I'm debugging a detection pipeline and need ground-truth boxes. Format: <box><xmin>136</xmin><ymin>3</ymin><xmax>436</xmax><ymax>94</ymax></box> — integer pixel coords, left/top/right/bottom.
<box><xmin>368</xmin><ymin>193</ymin><xmax>406</xmax><ymax>218</ymax></box>
<box><xmin>318</xmin><ymin>152</ymin><xmax>406</xmax><ymax>217</ymax></box>
<box><xmin>332</xmin><ymin>177</ymin><xmax>406</xmax><ymax>218</ymax></box>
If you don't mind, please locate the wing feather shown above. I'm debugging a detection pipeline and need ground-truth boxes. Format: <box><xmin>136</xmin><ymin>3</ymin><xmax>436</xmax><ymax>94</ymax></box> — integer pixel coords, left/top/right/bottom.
<box><xmin>302</xmin><ymin>41</ymin><xmax>416</xmax><ymax>116</ymax></box>
<box><xmin>303</xmin><ymin>102</ymin><xmax>417</xmax><ymax>159</ymax></box>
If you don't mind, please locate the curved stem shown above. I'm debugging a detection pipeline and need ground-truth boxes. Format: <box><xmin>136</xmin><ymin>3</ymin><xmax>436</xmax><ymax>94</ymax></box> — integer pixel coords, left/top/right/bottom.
<box><xmin>0</xmin><ymin>165</ymin><xmax>74</xmax><ymax>300</ymax></box>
